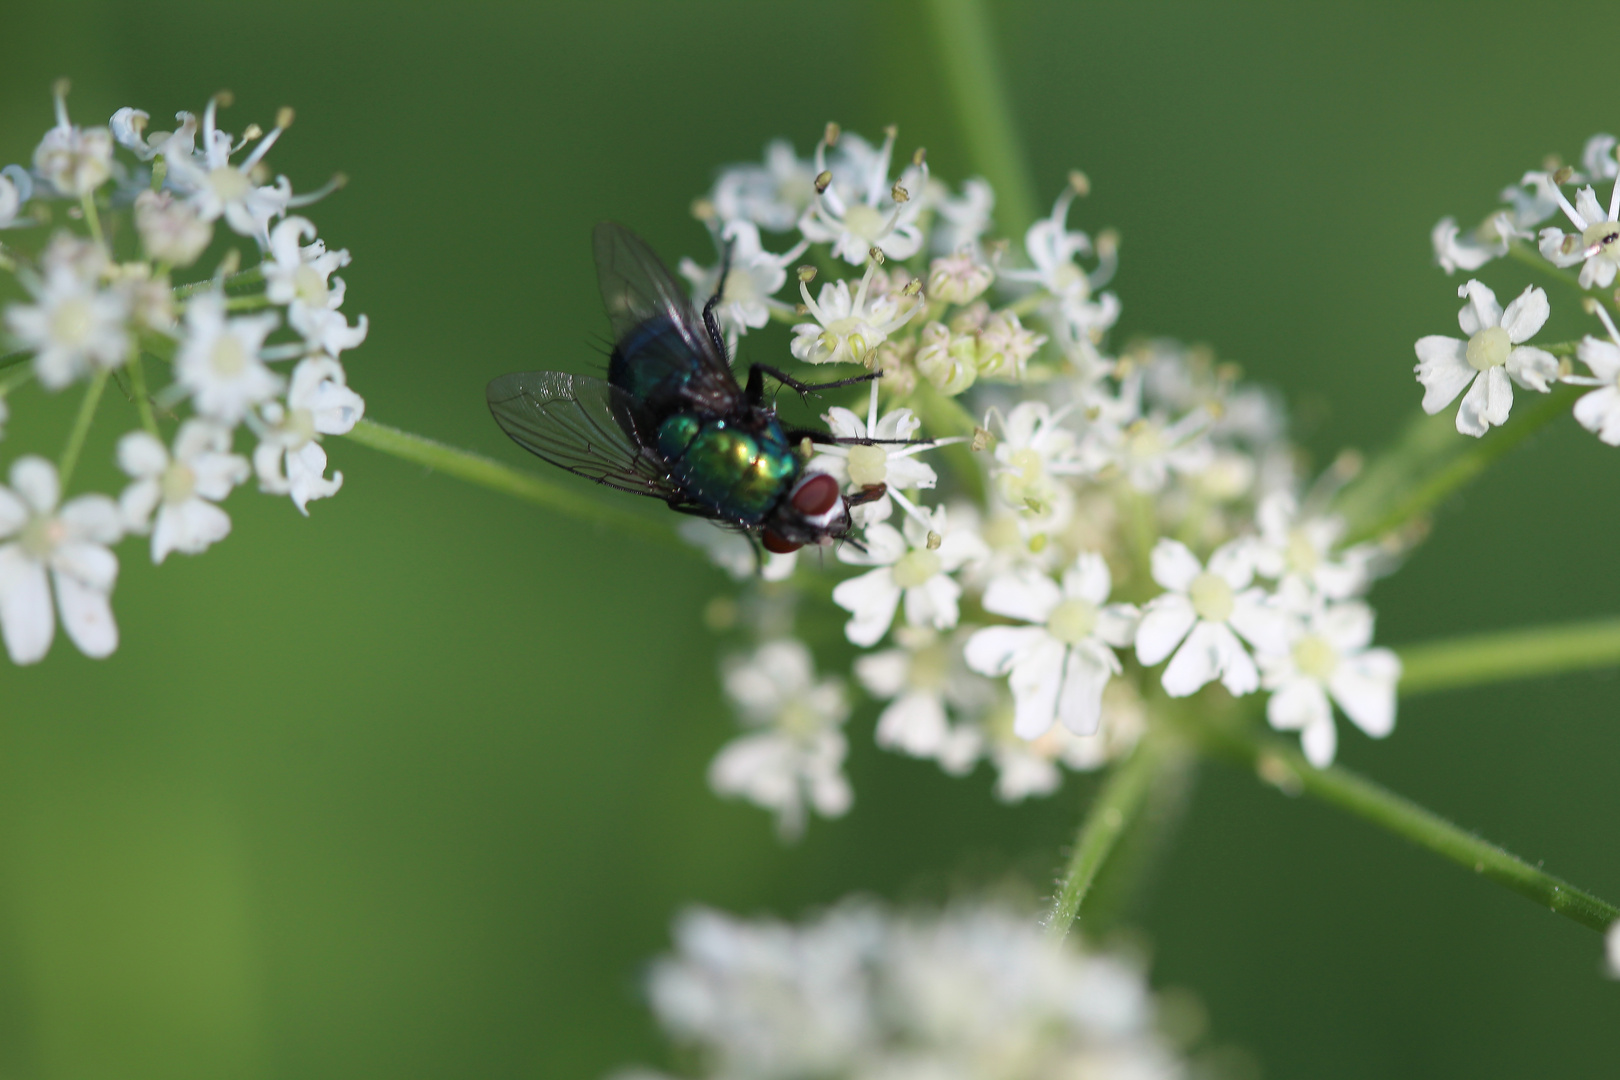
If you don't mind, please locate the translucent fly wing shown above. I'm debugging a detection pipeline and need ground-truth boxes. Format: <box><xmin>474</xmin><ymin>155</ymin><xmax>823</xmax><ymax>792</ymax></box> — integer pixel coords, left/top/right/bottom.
<box><xmin>486</xmin><ymin>370</ymin><xmax>682</xmax><ymax>500</ymax></box>
<box><xmin>592</xmin><ymin>221</ymin><xmax>739</xmax><ymax>400</ymax></box>
<box><xmin>593</xmin><ymin>221</ymin><xmax>704</xmax><ymax>343</ymax></box>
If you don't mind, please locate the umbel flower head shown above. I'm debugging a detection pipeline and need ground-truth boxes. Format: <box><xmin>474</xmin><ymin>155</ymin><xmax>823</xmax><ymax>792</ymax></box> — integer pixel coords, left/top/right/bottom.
<box><xmin>614</xmin><ymin>899</ymin><xmax>1188</xmax><ymax>1080</ymax></box>
<box><xmin>0</xmin><ymin>85</ymin><xmax>368</xmax><ymax>664</ymax></box>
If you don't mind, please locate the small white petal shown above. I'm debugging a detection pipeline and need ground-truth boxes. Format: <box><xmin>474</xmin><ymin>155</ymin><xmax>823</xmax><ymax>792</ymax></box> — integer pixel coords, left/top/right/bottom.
<box><xmin>1057</xmin><ymin>645</ymin><xmax>1112</xmax><ymax>736</ymax></box>
<box><xmin>0</xmin><ymin>546</ymin><xmax>53</xmax><ymax>663</ymax></box>
<box><xmin>963</xmin><ymin>624</ymin><xmax>1049</xmax><ymax>677</ymax></box>
<box><xmin>1009</xmin><ymin>636</ymin><xmax>1067</xmax><ymax>739</ymax></box>
<box><xmin>981</xmin><ymin>568</ymin><xmax>1062</xmax><ymax>624</ymax></box>
<box><xmin>1414</xmin><ymin>337</ymin><xmax>1474</xmax><ymax>414</ymax></box>
<box><xmin>10</xmin><ymin>457</ymin><xmax>60</xmax><ymax>514</ymax></box>
<box><xmin>1149</xmin><ymin>538</ymin><xmax>1202</xmax><ymax>592</ymax></box>
<box><xmin>1267</xmin><ymin>676</ymin><xmax>1332</xmax><ymax>733</ymax></box>
<box><xmin>1134</xmin><ymin>593</ymin><xmax>1196</xmax><ymax>666</ymax></box>
<box><xmin>54</xmin><ymin>568</ymin><xmax>116</xmax><ymax>657</ymax></box>
<box><xmin>117</xmin><ymin>430</ymin><xmax>168</xmax><ymax>478</ymax></box>
<box><xmin>874</xmin><ymin>691</ymin><xmax>948</xmax><ymax>756</ymax></box>
<box><xmin>1500</xmin><ymin>285</ymin><xmax>1550</xmax><ymax>343</ymax></box>
<box><xmin>1161</xmin><ymin>620</ymin><xmax>1224</xmax><ymax>697</ymax></box>
<box><xmin>1506</xmin><ymin>345</ymin><xmax>1558</xmax><ymax>392</ymax></box>
<box><xmin>1330</xmin><ymin>648</ymin><xmax>1401</xmax><ymax>738</ymax></box>
<box><xmin>1300</xmin><ymin>717</ymin><xmax>1338</xmax><ymax>767</ymax></box>
<box><xmin>1065</xmin><ymin>551</ymin><xmax>1112</xmax><ymax>605</ymax></box>
<box><xmin>832</xmin><ymin>567</ymin><xmax>902</xmax><ymax>646</ymax></box>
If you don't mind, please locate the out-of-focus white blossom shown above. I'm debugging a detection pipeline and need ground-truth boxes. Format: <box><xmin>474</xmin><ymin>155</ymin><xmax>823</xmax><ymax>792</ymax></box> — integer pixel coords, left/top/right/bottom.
<box><xmin>1136</xmin><ymin>538</ymin><xmax>1287</xmax><ymax>698</ymax></box>
<box><xmin>252</xmin><ymin>356</ymin><xmax>363</xmax><ymax>513</ymax></box>
<box><xmin>798</xmin><ymin>128</ymin><xmax>928</xmax><ymax>264</ymax></box>
<box><xmin>1259</xmin><ymin>596</ymin><xmax>1400</xmax><ymax>767</ymax></box>
<box><xmin>118</xmin><ymin>420</ymin><xmax>249</xmax><ymax>562</ymax></box>
<box><xmin>5</xmin><ymin>234</ymin><xmax>129</xmax><ymax>389</ymax></box>
<box><xmin>833</xmin><ymin>505</ymin><xmax>986</xmax><ymax>646</ymax></box>
<box><xmin>622</xmin><ymin>900</ymin><xmax>1188</xmax><ymax>1080</ymax></box>
<box><xmin>679</xmin><ymin>220</ymin><xmax>805</xmax><ymax>344</ymax></box>
<box><xmin>0</xmin><ymin>457</ymin><xmax>121</xmax><ymax>664</ymax></box>
<box><xmin>711</xmin><ymin>640</ymin><xmax>852</xmax><ymax>839</ymax></box>
<box><xmin>33</xmin><ymin>85</ymin><xmax>113</xmax><ymax>197</ymax></box>
<box><xmin>174</xmin><ymin>290</ymin><xmax>282</xmax><ymax>423</ymax></box>
<box><xmin>134</xmin><ymin>190</ymin><xmax>213</xmax><ymax>267</ymax></box>
<box><xmin>965</xmin><ymin>552</ymin><xmax>1139</xmax><ymax>738</ymax></box>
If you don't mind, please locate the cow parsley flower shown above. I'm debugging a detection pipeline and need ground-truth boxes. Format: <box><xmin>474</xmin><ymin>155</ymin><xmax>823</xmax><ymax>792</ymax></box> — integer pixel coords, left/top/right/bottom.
<box><xmin>5</xmin><ymin>235</ymin><xmax>130</xmax><ymax>389</ymax></box>
<box><xmin>252</xmin><ymin>357</ymin><xmax>364</xmax><ymax>513</ymax></box>
<box><xmin>1431</xmin><ymin>214</ymin><xmax>1511</xmax><ymax>274</ymax></box>
<box><xmin>808</xmin><ymin>385</ymin><xmax>939</xmax><ymax>523</ymax></box>
<box><xmin>117</xmin><ymin>421</ymin><xmax>250</xmax><ymax>562</ymax></box>
<box><xmin>622</xmin><ymin>900</ymin><xmax>1187</xmax><ymax>1080</ymax></box>
<box><xmin>708</xmin><ymin>138</ymin><xmax>818</xmax><ymax>232</ymax></box>
<box><xmin>930</xmin><ymin>176</ymin><xmax>995</xmax><ymax>255</ymax></box>
<box><xmin>1135</xmin><ymin>538</ymin><xmax>1287</xmax><ymax>698</ymax></box>
<box><xmin>964</xmin><ymin>553</ymin><xmax>1139</xmax><ymax>738</ymax></box>
<box><xmin>1538</xmin><ymin>177</ymin><xmax>1620</xmax><ymax>289</ymax></box>
<box><xmin>174</xmin><ymin>291</ymin><xmax>283</xmax><ymax>424</ymax></box>
<box><xmin>710</xmin><ymin>639</ymin><xmax>852</xmax><ymax>839</ymax></box>
<box><xmin>134</xmin><ymin>190</ymin><xmax>213</xmax><ymax>268</ymax></box>
<box><xmin>989</xmin><ymin>401</ymin><xmax>1086</xmax><ymax>533</ymax></box>
<box><xmin>164</xmin><ymin>96</ymin><xmax>293</xmax><ymax>243</ymax></box>
<box><xmin>1251</xmin><ymin>491</ymin><xmax>1372</xmax><ymax>601</ymax></box>
<box><xmin>1414</xmin><ymin>281</ymin><xmax>1558</xmax><ymax>437</ymax></box>
<box><xmin>32</xmin><ymin>84</ymin><xmax>113</xmax><ymax>198</ymax></box>
<box><xmin>1258</xmin><ymin>598</ymin><xmax>1400</xmax><ymax>767</ymax></box>
<box><xmin>0</xmin><ymin>457</ymin><xmax>121</xmax><ymax>664</ymax></box>
<box><xmin>790</xmin><ymin>261</ymin><xmax>918</xmax><ymax>366</ymax></box>
<box><xmin>854</xmin><ymin>626</ymin><xmax>993</xmax><ymax>765</ymax></box>
<box><xmin>1564</xmin><ymin>302</ymin><xmax>1620</xmax><ymax>446</ymax></box>
<box><xmin>833</xmin><ymin>506</ymin><xmax>986</xmax><ymax>646</ymax></box>
<box><xmin>798</xmin><ymin>127</ymin><xmax>928</xmax><ymax>264</ymax></box>
<box><xmin>1001</xmin><ymin>179</ymin><xmax>1120</xmax><ymax>340</ymax></box>
<box><xmin>678</xmin><ymin>220</ymin><xmax>805</xmax><ymax>343</ymax></box>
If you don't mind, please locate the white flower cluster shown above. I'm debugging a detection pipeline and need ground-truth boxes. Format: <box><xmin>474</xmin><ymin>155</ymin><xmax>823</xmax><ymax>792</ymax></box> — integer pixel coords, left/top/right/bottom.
<box><xmin>1422</xmin><ymin>132</ymin><xmax>1620</xmax><ymax>443</ymax></box>
<box><xmin>0</xmin><ymin>84</ymin><xmax>365</xmax><ymax>664</ymax></box>
<box><xmin>683</xmin><ymin>129</ymin><xmax>1402</xmax><ymax>835</ymax></box>
<box><xmin>613</xmin><ymin>899</ymin><xmax>1187</xmax><ymax>1080</ymax></box>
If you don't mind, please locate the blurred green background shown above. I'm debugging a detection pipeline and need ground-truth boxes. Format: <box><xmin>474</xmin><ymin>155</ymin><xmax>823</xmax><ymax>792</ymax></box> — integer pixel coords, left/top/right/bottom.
<box><xmin>2</xmin><ymin>1</ymin><xmax>1618</xmax><ymax>1076</ymax></box>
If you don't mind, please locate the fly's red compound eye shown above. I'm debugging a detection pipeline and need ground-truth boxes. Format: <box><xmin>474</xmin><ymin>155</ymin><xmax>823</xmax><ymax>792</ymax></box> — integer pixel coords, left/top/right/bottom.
<box><xmin>762</xmin><ymin>530</ymin><xmax>803</xmax><ymax>554</ymax></box>
<box><xmin>790</xmin><ymin>472</ymin><xmax>840</xmax><ymax>516</ymax></box>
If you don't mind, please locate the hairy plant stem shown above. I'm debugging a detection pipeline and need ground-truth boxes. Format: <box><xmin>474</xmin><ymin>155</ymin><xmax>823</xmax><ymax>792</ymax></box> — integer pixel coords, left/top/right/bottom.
<box><xmin>1046</xmin><ymin>734</ymin><xmax>1185</xmax><ymax>942</ymax></box>
<box><xmin>922</xmin><ymin>0</ymin><xmax>1039</xmax><ymax>240</ymax></box>
<box><xmin>341</xmin><ymin>419</ymin><xmax>698</xmax><ymax>556</ymax></box>
<box><xmin>1397</xmin><ymin>616</ymin><xmax>1620</xmax><ymax>696</ymax></box>
<box><xmin>128</xmin><ymin>356</ymin><xmax>160</xmax><ymax>436</ymax></box>
<box><xmin>57</xmin><ymin>369</ymin><xmax>109</xmax><ymax>489</ymax></box>
<box><xmin>1335</xmin><ymin>384</ymin><xmax>1578</xmax><ymax>546</ymax></box>
<box><xmin>173</xmin><ymin>265</ymin><xmax>264</xmax><ymax>299</ymax></box>
<box><xmin>1171</xmin><ymin>708</ymin><xmax>1619</xmax><ymax>934</ymax></box>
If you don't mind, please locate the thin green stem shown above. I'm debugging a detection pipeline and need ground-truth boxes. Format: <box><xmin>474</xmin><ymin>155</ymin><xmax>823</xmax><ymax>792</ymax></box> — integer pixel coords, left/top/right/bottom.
<box><xmin>1336</xmin><ymin>385</ymin><xmax>1577</xmax><ymax>546</ymax></box>
<box><xmin>0</xmin><ymin>350</ymin><xmax>29</xmax><ymax>375</ymax></box>
<box><xmin>1179</xmin><ymin>712</ymin><xmax>1619</xmax><ymax>934</ymax></box>
<box><xmin>1505</xmin><ymin>242</ymin><xmax>1602</xmax><ymax>302</ymax></box>
<box><xmin>174</xmin><ymin>265</ymin><xmax>264</xmax><ymax>299</ymax></box>
<box><xmin>79</xmin><ymin>193</ymin><xmax>104</xmax><ymax>248</ymax></box>
<box><xmin>58</xmin><ymin>369</ymin><xmax>110</xmax><ymax>489</ymax></box>
<box><xmin>1397</xmin><ymin>616</ymin><xmax>1620</xmax><ymax>696</ymax></box>
<box><xmin>341</xmin><ymin>419</ymin><xmax>698</xmax><ymax>555</ymax></box>
<box><xmin>1046</xmin><ymin>735</ymin><xmax>1177</xmax><ymax>942</ymax></box>
<box><xmin>922</xmin><ymin>0</ymin><xmax>1039</xmax><ymax>240</ymax></box>
<box><xmin>128</xmin><ymin>355</ymin><xmax>160</xmax><ymax>437</ymax></box>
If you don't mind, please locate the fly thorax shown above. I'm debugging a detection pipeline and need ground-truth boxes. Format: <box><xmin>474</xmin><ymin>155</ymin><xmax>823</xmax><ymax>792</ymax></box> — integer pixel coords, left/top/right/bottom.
<box><xmin>845</xmin><ymin>443</ymin><xmax>888</xmax><ymax>487</ymax></box>
<box><xmin>1293</xmin><ymin>633</ymin><xmax>1339</xmax><ymax>681</ymax></box>
<box><xmin>1188</xmin><ymin>573</ymin><xmax>1234</xmax><ymax>623</ymax></box>
<box><xmin>19</xmin><ymin>514</ymin><xmax>64</xmax><ymax>560</ymax></box>
<box><xmin>1581</xmin><ymin>219</ymin><xmax>1620</xmax><ymax>261</ymax></box>
<box><xmin>891</xmin><ymin>548</ymin><xmax>942</xmax><ymax>589</ymax></box>
<box><xmin>50</xmin><ymin>296</ymin><xmax>95</xmax><ymax>346</ymax></box>
<box><xmin>1465</xmin><ymin>326</ymin><xmax>1510</xmax><ymax>372</ymax></box>
<box><xmin>1046</xmin><ymin>598</ymin><xmax>1098</xmax><ymax>645</ymax></box>
<box><xmin>160</xmin><ymin>461</ymin><xmax>197</xmax><ymax>505</ymax></box>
